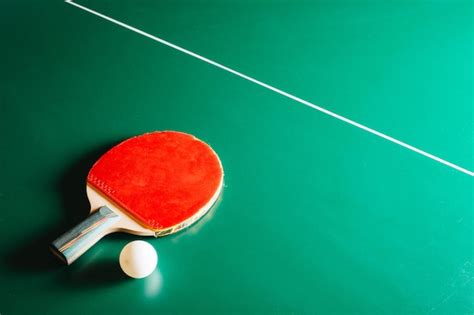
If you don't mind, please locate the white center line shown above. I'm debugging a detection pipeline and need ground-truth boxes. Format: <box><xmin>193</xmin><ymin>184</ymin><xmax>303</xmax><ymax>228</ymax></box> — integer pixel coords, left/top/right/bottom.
<box><xmin>65</xmin><ymin>0</ymin><xmax>473</xmax><ymax>177</ymax></box>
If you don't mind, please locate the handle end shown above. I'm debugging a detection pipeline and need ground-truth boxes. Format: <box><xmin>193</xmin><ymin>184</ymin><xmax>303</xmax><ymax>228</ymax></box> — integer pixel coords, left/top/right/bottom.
<box><xmin>49</xmin><ymin>244</ymin><xmax>68</xmax><ymax>265</ymax></box>
<box><xmin>50</xmin><ymin>206</ymin><xmax>120</xmax><ymax>264</ymax></box>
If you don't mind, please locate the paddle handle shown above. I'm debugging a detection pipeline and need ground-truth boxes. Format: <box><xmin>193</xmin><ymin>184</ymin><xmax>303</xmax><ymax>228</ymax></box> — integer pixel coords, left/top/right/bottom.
<box><xmin>50</xmin><ymin>206</ymin><xmax>120</xmax><ymax>265</ymax></box>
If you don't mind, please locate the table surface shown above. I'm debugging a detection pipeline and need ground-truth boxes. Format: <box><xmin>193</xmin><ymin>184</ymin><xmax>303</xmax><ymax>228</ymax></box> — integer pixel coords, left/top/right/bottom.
<box><xmin>1</xmin><ymin>0</ymin><xmax>473</xmax><ymax>314</ymax></box>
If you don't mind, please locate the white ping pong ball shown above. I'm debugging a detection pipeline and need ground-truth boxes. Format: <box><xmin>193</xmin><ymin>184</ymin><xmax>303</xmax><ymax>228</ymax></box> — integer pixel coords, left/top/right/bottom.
<box><xmin>119</xmin><ymin>240</ymin><xmax>158</xmax><ymax>279</ymax></box>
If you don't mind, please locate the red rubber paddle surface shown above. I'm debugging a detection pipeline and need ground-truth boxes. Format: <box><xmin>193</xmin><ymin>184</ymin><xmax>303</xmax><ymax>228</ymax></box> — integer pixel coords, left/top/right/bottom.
<box><xmin>87</xmin><ymin>131</ymin><xmax>223</xmax><ymax>230</ymax></box>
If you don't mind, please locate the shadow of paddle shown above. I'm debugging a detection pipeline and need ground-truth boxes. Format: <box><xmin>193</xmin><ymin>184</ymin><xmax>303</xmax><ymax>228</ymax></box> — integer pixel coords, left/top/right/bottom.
<box><xmin>57</xmin><ymin>142</ymin><xmax>119</xmax><ymax>225</ymax></box>
<box><xmin>5</xmin><ymin>227</ymin><xmax>66</xmax><ymax>272</ymax></box>
<box><xmin>5</xmin><ymin>141</ymin><xmax>119</xmax><ymax>273</ymax></box>
<box><xmin>62</xmin><ymin>259</ymin><xmax>126</xmax><ymax>288</ymax></box>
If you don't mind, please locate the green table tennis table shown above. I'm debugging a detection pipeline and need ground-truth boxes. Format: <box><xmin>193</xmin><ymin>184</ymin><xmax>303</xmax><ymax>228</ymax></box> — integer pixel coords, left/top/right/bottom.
<box><xmin>1</xmin><ymin>0</ymin><xmax>473</xmax><ymax>314</ymax></box>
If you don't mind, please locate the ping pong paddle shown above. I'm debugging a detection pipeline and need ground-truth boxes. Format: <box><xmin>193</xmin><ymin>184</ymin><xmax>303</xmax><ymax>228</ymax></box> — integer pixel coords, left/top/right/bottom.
<box><xmin>51</xmin><ymin>131</ymin><xmax>223</xmax><ymax>265</ymax></box>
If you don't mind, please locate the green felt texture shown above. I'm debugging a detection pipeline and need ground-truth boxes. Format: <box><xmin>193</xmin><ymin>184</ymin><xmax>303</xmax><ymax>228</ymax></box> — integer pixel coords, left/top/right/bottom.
<box><xmin>1</xmin><ymin>0</ymin><xmax>472</xmax><ymax>314</ymax></box>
